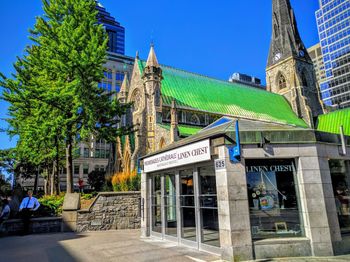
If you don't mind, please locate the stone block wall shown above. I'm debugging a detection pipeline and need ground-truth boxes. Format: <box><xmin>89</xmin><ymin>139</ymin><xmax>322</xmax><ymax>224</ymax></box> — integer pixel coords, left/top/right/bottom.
<box><xmin>76</xmin><ymin>192</ymin><xmax>141</xmax><ymax>232</ymax></box>
<box><xmin>0</xmin><ymin>217</ymin><xmax>62</xmax><ymax>236</ymax></box>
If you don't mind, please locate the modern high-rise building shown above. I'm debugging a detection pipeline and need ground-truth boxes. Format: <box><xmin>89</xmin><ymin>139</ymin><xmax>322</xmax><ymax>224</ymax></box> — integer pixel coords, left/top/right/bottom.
<box><xmin>316</xmin><ymin>0</ymin><xmax>350</xmax><ymax>108</ymax></box>
<box><xmin>96</xmin><ymin>1</ymin><xmax>125</xmax><ymax>55</ymax></box>
<box><xmin>308</xmin><ymin>43</ymin><xmax>326</xmax><ymax>87</ymax></box>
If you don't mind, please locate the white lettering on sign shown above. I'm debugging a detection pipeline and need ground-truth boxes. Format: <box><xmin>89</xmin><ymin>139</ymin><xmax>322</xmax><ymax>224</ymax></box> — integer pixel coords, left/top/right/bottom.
<box><xmin>144</xmin><ymin>140</ymin><xmax>211</xmax><ymax>173</ymax></box>
<box><xmin>215</xmin><ymin>159</ymin><xmax>226</xmax><ymax>170</ymax></box>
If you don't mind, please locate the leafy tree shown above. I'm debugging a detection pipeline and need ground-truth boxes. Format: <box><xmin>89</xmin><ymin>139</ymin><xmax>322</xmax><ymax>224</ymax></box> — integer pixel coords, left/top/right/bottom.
<box><xmin>1</xmin><ymin>0</ymin><xmax>131</xmax><ymax>193</ymax></box>
<box><xmin>88</xmin><ymin>170</ymin><xmax>106</xmax><ymax>192</ymax></box>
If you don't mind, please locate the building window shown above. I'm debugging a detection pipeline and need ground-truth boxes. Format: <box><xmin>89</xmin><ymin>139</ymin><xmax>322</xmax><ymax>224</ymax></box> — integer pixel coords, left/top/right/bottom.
<box><xmin>278</xmin><ymin>74</ymin><xmax>287</xmax><ymax>90</ymax></box>
<box><xmin>95</xmin><ymin>149</ymin><xmax>100</xmax><ymax>158</ymax></box>
<box><xmin>94</xmin><ymin>165</ymin><xmax>105</xmax><ymax>172</ymax></box>
<box><xmin>329</xmin><ymin>160</ymin><xmax>350</xmax><ymax>234</ymax></box>
<box><xmin>74</xmin><ymin>165</ymin><xmax>80</xmax><ymax>175</ymax></box>
<box><xmin>83</xmin><ymin>164</ymin><xmax>89</xmax><ymax>175</ymax></box>
<box><xmin>83</xmin><ymin>148</ymin><xmax>89</xmax><ymax>158</ymax></box>
<box><xmin>190</xmin><ymin>114</ymin><xmax>200</xmax><ymax>125</ymax></box>
<box><xmin>246</xmin><ymin>159</ymin><xmax>303</xmax><ymax>240</ymax></box>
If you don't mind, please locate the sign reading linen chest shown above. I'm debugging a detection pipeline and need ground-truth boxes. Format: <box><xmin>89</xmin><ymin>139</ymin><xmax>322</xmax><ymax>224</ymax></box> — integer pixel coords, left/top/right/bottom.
<box><xmin>143</xmin><ymin>139</ymin><xmax>211</xmax><ymax>173</ymax></box>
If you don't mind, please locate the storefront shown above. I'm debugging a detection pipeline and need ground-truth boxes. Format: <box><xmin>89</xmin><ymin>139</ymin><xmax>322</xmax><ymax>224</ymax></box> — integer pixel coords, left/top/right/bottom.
<box><xmin>140</xmin><ymin>118</ymin><xmax>350</xmax><ymax>260</ymax></box>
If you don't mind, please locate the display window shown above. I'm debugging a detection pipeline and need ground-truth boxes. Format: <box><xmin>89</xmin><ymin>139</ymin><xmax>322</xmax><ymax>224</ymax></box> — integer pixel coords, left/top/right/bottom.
<box><xmin>246</xmin><ymin>159</ymin><xmax>304</xmax><ymax>240</ymax></box>
<box><xmin>329</xmin><ymin>160</ymin><xmax>350</xmax><ymax>234</ymax></box>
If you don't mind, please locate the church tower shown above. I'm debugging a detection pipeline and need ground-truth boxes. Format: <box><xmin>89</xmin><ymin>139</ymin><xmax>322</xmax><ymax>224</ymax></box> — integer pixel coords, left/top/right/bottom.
<box><xmin>266</xmin><ymin>0</ymin><xmax>324</xmax><ymax>127</ymax></box>
<box><xmin>142</xmin><ymin>45</ymin><xmax>163</xmax><ymax>153</ymax></box>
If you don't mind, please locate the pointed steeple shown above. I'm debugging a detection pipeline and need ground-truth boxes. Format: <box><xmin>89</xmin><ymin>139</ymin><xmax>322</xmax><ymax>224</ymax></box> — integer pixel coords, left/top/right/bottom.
<box><xmin>118</xmin><ymin>73</ymin><xmax>129</xmax><ymax>103</ymax></box>
<box><xmin>146</xmin><ymin>44</ymin><xmax>159</xmax><ymax>68</ymax></box>
<box><xmin>267</xmin><ymin>0</ymin><xmax>311</xmax><ymax>67</ymax></box>
<box><xmin>120</xmin><ymin>73</ymin><xmax>129</xmax><ymax>93</ymax></box>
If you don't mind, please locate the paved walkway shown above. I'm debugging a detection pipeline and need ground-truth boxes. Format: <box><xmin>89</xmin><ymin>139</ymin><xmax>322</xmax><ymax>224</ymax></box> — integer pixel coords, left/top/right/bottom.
<box><xmin>1</xmin><ymin>230</ymin><xmax>350</xmax><ymax>262</ymax></box>
<box><xmin>0</xmin><ymin>230</ymin><xmax>221</xmax><ymax>262</ymax></box>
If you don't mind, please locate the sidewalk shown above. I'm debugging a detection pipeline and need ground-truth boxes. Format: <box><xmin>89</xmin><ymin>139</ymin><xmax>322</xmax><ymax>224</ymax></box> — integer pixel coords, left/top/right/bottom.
<box><xmin>0</xmin><ymin>230</ymin><xmax>221</xmax><ymax>262</ymax></box>
<box><xmin>0</xmin><ymin>230</ymin><xmax>349</xmax><ymax>262</ymax></box>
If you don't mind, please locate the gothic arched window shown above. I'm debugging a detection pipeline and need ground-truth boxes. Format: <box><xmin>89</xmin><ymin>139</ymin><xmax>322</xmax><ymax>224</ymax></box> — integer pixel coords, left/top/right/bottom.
<box><xmin>154</xmin><ymin>88</ymin><xmax>161</xmax><ymax>107</ymax></box>
<box><xmin>190</xmin><ymin>114</ymin><xmax>200</xmax><ymax>125</ymax></box>
<box><xmin>278</xmin><ymin>74</ymin><xmax>287</xmax><ymax>90</ymax></box>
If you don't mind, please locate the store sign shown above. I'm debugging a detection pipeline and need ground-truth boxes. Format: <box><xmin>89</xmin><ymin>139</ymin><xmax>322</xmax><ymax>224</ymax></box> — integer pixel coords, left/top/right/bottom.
<box><xmin>144</xmin><ymin>139</ymin><xmax>211</xmax><ymax>173</ymax></box>
<box><xmin>246</xmin><ymin>165</ymin><xmax>294</xmax><ymax>173</ymax></box>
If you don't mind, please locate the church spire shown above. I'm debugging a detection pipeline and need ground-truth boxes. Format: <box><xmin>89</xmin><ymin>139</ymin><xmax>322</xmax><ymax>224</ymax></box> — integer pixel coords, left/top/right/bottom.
<box><xmin>146</xmin><ymin>44</ymin><xmax>159</xmax><ymax>68</ymax></box>
<box><xmin>118</xmin><ymin>73</ymin><xmax>129</xmax><ymax>103</ymax></box>
<box><xmin>267</xmin><ymin>0</ymin><xmax>311</xmax><ymax>68</ymax></box>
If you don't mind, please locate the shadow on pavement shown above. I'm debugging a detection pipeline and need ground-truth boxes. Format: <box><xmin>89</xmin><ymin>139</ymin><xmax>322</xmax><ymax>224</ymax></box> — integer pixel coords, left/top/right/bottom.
<box><xmin>0</xmin><ymin>232</ymin><xmax>84</xmax><ymax>262</ymax></box>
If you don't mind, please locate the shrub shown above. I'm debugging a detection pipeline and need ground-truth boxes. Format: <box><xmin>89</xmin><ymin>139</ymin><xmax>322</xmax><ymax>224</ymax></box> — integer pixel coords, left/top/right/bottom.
<box><xmin>81</xmin><ymin>192</ymin><xmax>97</xmax><ymax>200</ymax></box>
<box><xmin>38</xmin><ymin>193</ymin><xmax>65</xmax><ymax>217</ymax></box>
<box><xmin>111</xmin><ymin>170</ymin><xmax>140</xmax><ymax>192</ymax></box>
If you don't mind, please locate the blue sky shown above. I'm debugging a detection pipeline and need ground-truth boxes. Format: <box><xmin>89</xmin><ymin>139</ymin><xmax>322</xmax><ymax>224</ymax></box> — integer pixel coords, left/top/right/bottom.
<box><xmin>0</xmin><ymin>0</ymin><xmax>320</xmax><ymax>150</ymax></box>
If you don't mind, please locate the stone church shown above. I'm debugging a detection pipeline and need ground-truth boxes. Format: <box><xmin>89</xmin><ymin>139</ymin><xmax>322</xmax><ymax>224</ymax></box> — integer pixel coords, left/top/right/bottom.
<box><xmin>115</xmin><ymin>0</ymin><xmax>324</xmax><ymax>174</ymax></box>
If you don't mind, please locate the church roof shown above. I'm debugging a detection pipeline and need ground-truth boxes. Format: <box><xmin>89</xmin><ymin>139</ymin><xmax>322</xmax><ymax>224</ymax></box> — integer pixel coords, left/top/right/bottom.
<box><xmin>138</xmin><ymin>60</ymin><xmax>308</xmax><ymax>128</ymax></box>
<box><xmin>317</xmin><ymin>108</ymin><xmax>350</xmax><ymax>136</ymax></box>
<box><xmin>158</xmin><ymin>123</ymin><xmax>202</xmax><ymax>137</ymax></box>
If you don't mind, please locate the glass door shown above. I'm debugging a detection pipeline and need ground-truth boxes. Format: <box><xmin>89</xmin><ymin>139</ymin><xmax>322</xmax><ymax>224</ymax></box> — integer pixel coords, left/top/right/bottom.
<box><xmin>180</xmin><ymin>169</ymin><xmax>198</xmax><ymax>247</ymax></box>
<box><xmin>198</xmin><ymin>166</ymin><xmax>220</xmax><ymax>249</ymax></box>
<box><xmin>151</xmin><ymin>175</ymin><xmax>162</xmax><ymax>236</ymax></box>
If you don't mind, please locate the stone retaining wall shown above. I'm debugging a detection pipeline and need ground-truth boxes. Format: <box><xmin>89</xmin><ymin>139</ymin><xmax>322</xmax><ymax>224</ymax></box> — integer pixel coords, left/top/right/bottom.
<box><xmin>0</xmin><ymin>217</ymin><xmax>62</xmax><ymax>236</ymax></box>
<box><xmin>76</xmin><ymin>191</ymin><xmax>141</xmax><ymax>232</ymax></box>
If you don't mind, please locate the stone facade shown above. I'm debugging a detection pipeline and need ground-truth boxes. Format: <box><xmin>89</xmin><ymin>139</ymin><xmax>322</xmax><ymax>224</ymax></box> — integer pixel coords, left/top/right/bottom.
<box><xmin>141</xmin><ymin>140</ymin><xmax>350</xmax><ymax>260</ymax></box>
<box><xmin>76</xmin><ymin>192</ymin><xmax>141</xmax><ymax>232</ymax></box>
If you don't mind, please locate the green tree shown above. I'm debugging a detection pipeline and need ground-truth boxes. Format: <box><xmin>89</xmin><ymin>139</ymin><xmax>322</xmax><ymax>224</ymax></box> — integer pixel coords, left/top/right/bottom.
<box><xmin>1</xmin><ymin>0</ymin><xmax>131</xmax><ymax>193</ymax></box>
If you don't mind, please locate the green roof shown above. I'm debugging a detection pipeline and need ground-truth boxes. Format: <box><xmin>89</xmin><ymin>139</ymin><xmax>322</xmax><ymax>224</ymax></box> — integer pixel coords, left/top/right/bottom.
<box><xmin>138</xmin><ymin>61</ymin><xmax>307</xmax><ymax>128</ymax></box>
<box><xmin>317</xmin><ymin>108</ymin><xmax>350</xmax><ymax>136</ymax></box>
<box><xmin>158</xmin><ymin>123</ymin><xmax>202</xmax><ymax>137</ymax></box>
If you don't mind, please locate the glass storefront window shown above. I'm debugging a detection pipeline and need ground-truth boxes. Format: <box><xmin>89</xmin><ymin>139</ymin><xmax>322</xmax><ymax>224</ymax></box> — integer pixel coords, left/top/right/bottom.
<box><xmin>246</xmin><ymin>159</ymin><xmax>303</xmax><ymax>240</ymax></box>
<box><xmin>329</xmin><ymin>160</ymin><xmax>350</xmax><ymax>234</ymax></box>
<box><xmin>165</xmin><ymin>173</ymin><xmax>177</xmax><ymax>237</ymax></box>
<box><xmin>152</xmin><ymin>175</ymin><xmax>162</xmax><ymax>234</ymax></box>
<box><xmin>199</xmin><ymin>166</ymin><xmax>220</xmax><ymax>247</ymax></box>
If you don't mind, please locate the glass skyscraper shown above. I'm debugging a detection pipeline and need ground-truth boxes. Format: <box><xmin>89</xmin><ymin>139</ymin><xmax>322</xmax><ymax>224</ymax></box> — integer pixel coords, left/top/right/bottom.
<box><xmin>96</xmin><ymin>2</ymin><xmax>125</xmax><ymax>55</ymax></box>
<box><xmin>316</xmin><ymin>0</ymin><xmax>350</xmax><ymax>108</ymax></box>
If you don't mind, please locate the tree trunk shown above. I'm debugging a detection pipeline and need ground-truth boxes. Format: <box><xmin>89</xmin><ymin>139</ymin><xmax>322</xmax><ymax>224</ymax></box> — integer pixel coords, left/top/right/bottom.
<box><xmin>55</xmin><ymin>136</ymin><xmax>60</xmax><ymax>195</ymax></box>
<box><xmin>33</xmin><ymin>168</ymin><xmax>39</xmax><ymax>195</ymax></box>
<box><xmin>66</xmin><ymin>136</ymin><xmax>73</xmax><ymax>193</ymax></box>
<box><xmin>50</xmin><ymin>162</ymin><xmax>55</xmax><ymax>195</ymax></box>
<box><xmin>44</xmin><ymin>179</ymin><xmax>48</xmax><ymax>195</ymax></box>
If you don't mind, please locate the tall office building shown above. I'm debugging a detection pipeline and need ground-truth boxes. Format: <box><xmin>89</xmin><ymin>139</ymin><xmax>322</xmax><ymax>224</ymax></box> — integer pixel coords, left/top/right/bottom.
<box><xmin>308</xmin><ymin>43</ymin><xmax>326</xmax><ymax>86</ymax></box>
<box><xmin>316</xmin><ymin>0</ymin><xmax>350</xmax><ymax>108</ymax></box>
<box><xmin>96</xmin><ymin>2</ymin><xmax>125</xmax><ymax>55</ymax></box>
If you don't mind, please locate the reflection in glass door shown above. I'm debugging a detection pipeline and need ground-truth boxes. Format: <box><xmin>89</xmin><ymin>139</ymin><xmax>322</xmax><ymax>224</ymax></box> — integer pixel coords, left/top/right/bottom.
<box><xmin>199</xmin><ymin>166</ymin><xmax>220</xmax><ymax>247</ymax></box>
<box><xmin>165</xmin><ymin>173</ymin><xmax>177</xmax><ymax>237</ymax></box>
<box><xmin>151</xmin><ymin>175</ymin><xmax>162</xmax><ymax>234</ymax></box>
<box><xmin>180</xmin><ymin>169</ymin><xmax>197</xmax><ymax>242</ymax></box>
